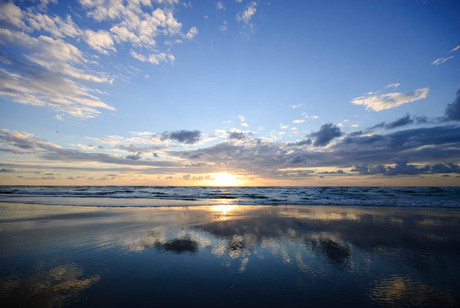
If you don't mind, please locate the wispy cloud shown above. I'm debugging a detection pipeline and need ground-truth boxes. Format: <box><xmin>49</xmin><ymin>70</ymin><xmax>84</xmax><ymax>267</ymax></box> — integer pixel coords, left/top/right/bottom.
<box><xmin>450</xmin><ymin>45</ymin><xmax>460</xmax><ymax>53</ymax></box>
<box><xmin>237</xmin><ymin>2</ymin><xmax>257</xmax><ymax>24</ymax></box>
<box><xmin>236</xmin><ymin>1</ymin><xmax>257</xmax><ymax>33</ymax></box>
<box><xmin>186</xmin><ymin>26</ymin><xmax>199</xmax><ymax>39</ymax></box>
<box><xmin>0</xmin><ymin>54</ymin><xmax>115</xmax><ymax>118</ymax></box>
<box><xmin>351</xmin><ymin>84</ymin><xmax>429</xmax><ymax>111</ymax></box>
<box><xmin>432</xmin><ymin>56</ymin><xmax>454</xmax><ymax>66</ymax></box>
<box><xmin>0</xmin><ymin>1</ymin><xmax>196</xmax><ymax>118</ymax></box>
<box><xmin>238</xmin><ymin>115</ymin><xmax>248</xmax><ymax>127</ymax></box>
<box><xmin>216</xmin><ymin>1</ymin><xmax>225</xmax><ymax>10</ymax></box>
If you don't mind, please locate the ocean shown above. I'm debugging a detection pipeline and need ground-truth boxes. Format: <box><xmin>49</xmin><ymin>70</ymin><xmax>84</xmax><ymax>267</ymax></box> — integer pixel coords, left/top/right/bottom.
<box><xmin>0</xmin><ymin>185</ymin><xmax>459</xmax><ymax>208</ymax></box>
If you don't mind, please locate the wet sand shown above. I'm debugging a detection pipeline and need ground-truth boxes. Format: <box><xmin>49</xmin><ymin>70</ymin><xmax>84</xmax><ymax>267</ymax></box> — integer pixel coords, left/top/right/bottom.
<box><xmin>1</xmin><ymin>203</ymin><xmax>460</xmax><ymax>307</ymax></box>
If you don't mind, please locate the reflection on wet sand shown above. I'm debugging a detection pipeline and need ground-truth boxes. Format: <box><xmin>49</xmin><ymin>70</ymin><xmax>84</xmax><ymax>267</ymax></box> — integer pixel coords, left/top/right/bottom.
<box><xmin>370</xmin><ymin>276</ymin><xmax>456</xmax><ymax>307</ymax></box>
<box><xmin>1</xmin><ymin>203</ymin><xmax>459</xmax><ymax>306</ymax></box>
<box><xmin>0</xmin><ymin>263</ymin><xmax>99</xmax><ymax>307</ymax></box>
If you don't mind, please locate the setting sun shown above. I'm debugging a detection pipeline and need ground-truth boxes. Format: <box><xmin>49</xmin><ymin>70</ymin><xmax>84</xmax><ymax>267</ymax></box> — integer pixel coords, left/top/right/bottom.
<box><xmin>209</xmin><ymin>172</ymin><xmax>242</xmax><ymax>186</ymax></box>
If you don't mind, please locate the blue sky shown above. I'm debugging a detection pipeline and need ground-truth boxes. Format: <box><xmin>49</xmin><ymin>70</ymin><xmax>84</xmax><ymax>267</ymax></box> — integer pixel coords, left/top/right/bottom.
<box><xmin>0</xmin><ymin>0</ymin><xmax>459</xmax><ymax>186</ymax></box>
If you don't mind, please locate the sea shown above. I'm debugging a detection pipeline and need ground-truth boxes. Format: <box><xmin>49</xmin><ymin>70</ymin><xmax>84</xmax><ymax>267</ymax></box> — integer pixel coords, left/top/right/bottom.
<box><xmin>0</xmin><ymin>185</ymin><xmax>459</xmax><ymax>208</ymax></box>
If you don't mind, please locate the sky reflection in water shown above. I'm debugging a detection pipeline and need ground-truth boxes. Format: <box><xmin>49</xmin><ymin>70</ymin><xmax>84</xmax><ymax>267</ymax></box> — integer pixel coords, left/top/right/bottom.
<box><xmin>1</xmin><ymin>204</ymin><xmax>459</xmax><ymax>307</ymax></box>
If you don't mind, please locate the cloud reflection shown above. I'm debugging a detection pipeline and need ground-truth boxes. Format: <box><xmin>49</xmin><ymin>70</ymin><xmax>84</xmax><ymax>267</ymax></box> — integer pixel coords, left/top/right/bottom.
<box><xmin>370</xmin><ymin>276</ymin><xmax>456</xmax><ymax>307</ymax></box>
<box><xmin>0</xmin><ymin>263</ymin><xmax>100</xmax><ymax>307</ymax></box>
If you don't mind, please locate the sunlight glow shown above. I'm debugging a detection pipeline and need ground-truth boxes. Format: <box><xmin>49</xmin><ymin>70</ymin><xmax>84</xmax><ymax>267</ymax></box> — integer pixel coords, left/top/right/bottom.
<box><xmin>212</xmin><ymin>204</ymin><xmax>237</xmax><ymax>215</ymax></box>
<box><xmin>209</xmin><ymin>172</ymin><xmax>242</xmax><ymax>186</ymax></box>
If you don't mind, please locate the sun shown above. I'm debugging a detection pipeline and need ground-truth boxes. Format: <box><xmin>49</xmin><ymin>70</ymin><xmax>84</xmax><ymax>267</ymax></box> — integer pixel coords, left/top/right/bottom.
<box><xmin>210</xmin><ymin>172</ymin><xmax>242</xmax><ymax>186</ymax></box>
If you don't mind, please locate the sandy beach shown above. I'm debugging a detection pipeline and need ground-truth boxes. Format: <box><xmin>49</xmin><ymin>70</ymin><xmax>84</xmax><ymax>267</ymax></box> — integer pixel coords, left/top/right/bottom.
<box><xmin>1</xmin><ymin>202</ymin><xmax>459</xmax><ymax>307</ymax></box>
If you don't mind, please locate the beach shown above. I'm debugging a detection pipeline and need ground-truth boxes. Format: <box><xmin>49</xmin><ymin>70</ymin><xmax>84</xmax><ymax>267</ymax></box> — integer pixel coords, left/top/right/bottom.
<box><xmin>1</xmin><ymin>202</ymin><xmax>460</xmax><ymax>307</ymax></box>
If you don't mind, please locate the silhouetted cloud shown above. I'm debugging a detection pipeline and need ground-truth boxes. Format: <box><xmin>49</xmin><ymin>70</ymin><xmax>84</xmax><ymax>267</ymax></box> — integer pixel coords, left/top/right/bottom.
<box><xmin>443</xmin><ymin>89</ymin><xmax>460</xmax><ymax>121</ymax></box>
<box><xmin>310</xmin><ymin>123</ymin><xmax>342</xmax><ymax>146</ymax></box>
<box><xmin>162</xmin><ymin>130</ymin><xmax>201</xmax><ymax>144</ymax></box>
<box><xmin>287</xmin><ymin>139</ymin><xmax>311</xmax><ymax>147</ymax></box>
<box><xmin>228</xmin><ymin>131</ymin><xmax>246</xmax><ymax>140</ymax></box>
<box><xmin>0</xmin><ymin>168</ymin><xmax>14</xmax><ymax>172</ymax></box>
<box><xmin>386</xmin><ymin>114</ymin><xmax>414</xmax><ymax>129</ymax></box>
<box><xmin>126</xmin><ymin>152</ymin><xmax>141</xmax><ymax>160</ymax></box>
<box><xmin>352</xmin><ymin>161</ymin><xmax>459</xmax><ymax>176</ymax></box>
<box><xmin>367</xmin><ymin>114</ymin><xmax>426</xmax><ymax>131</ymax></box>
<box><xmin>317</xmin><ymin>170</ymin><xmax>345</xmax><ymax>175</ymax></box>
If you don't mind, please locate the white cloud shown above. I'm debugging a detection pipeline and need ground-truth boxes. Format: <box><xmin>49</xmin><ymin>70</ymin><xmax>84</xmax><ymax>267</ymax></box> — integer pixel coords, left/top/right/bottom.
<box><xmin>0</xmin><ymin>27</ymin><xmax>114</xmax><ymax>118</ymax></box>
<box><xmin>27</xmin><ymin>12</ymin><xmax>82</xmax><ymax>38</ymax></box>
<box><xmin>238</xmin><ymin>115</ymin><xmax>248</xmax><ymax>127</ymax></box>
<box><xmin>85</xmin><ymin>30</ymin><xmax>116</xmax><ymax>54</ymax></box>
<box><xmin>291</xmin><ymin>103</ymin><xmax>303</xmax><ymax>109</ymax></box>
<box><xmin>0</xmin><ymin>2</ymin><xmax>26</xmax><ymax>29</ymax></box>
<box><xmin>0</xmin><ymin>0</ymin><xmax>194</xmax><ymax>118</ymax></box>
<box><xmin>130</xmin><ymin>50</ymin><xmax>174</xmax><ymax>64</ymax></box>
<box><xmin>80</xmin><ymin>0</ymin><xmax>191</xmax><ymax>62</ymax></box>
<box><xmin>186</xmin><ymin>26</ymin><xmax>198</xmax><ymax>39</ymax></box>
<box><xmin>431</xmin><ymin>56</ymin><xmax>454</xmax><ymax>66</ymax></box>
<box><xmin>237</xmin><ymin>2</ymin><xmax>257</xmax><ymax>24</ymax></box>
<box><xmin>450</xmin><ymin>45</ymin><xmax>460</xmax><ymax>53</ymax></box>
<box><xmin>219</xmin><ymin>21</ymin><xmax>228</xmax><ymax>32</ymax></box>
<box><xmin>216</xmin><ymin>1</ymin><xmax>225</xmax><ymax>10</ymax></box>
<box><xmin>293</xmin><ymin>119</ymin><xmax>305</xmax><ymax>124</ymax></box>
<box><xmin>351</xmin><ymin>84</ymin><xmax>429</xmax><ymax>112</ymax></box>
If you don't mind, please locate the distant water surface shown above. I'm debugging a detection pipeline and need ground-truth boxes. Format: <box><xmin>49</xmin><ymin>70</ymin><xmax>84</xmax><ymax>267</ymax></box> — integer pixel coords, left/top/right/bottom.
<box><xmin>0</xmin><ymin>186</ymin><xmax>459</xmax><ymax>207</ymax></box>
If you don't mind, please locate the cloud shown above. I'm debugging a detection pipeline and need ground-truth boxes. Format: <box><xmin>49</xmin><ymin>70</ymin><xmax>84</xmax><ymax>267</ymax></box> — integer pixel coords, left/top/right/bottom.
<box><xmin>310</xmin><ymin>123</ymin><xmax>342</xmax><ymax>147</ymax></box>
<box><xmin>0</xmin><ymin>168</ymin><xmax>14</xmax><ymax>173</ymax></box>
<box><xmin>185</xmin><ymin>26</ymin><xmax>198</xmax><ymax>40</ymax></box>
<box><xmin>367</xmin><ymin>114</ymin><xmax>429</xmax><ymax>132</ymax></box>
<box><xmin>26</xmin><ymin>11</ymin><xmax>82</xmax><ymax>39</ymax></box>
<box><xmin>237</xmin><ymin>2</ymin><xmax>257</xmax><ymax>24</ymax></box>
<box><xmin>0</xmin><ymin>54</ymin><xmax>114</xmax><ymax>118</ymax></box>
<box><xmin>126</xmin><ymin>152</ymin><xmax>141</xmax><ymax>160</ymax></box>
<box><xmin>216</xmin><ymin>1</ymin><xmax>225</xmax><ymax>10</ymax></box>
<box><xmin>293</xmin><ymin>119</ymin><xmax>305</xmax><ymax>124</ymax></box>
<box><xmin>130</xmin><ymin>50</ymin><xmax>175</xmax><ymax>64</ymax></box>
<box><xmin>85</xmin><ymin>29</ymin><xmax>116</xmax><ymax>54</ymax></box>
<box><xmin>352</xmin><ymin>161</ymin><xmax>459</xmax><ymax>176</ymax></box>
<box><xmin>450</xmin><ymin>45</ymin><xmax>460</xmax><ymax>53</ymax></box>
<box><xmin>0</xmin><ymin>129</ymin><xmax>180</xmax><ymax>168</ymax></box>
<box><xmin>162</xmin><ymin>130</ymin><xmax>201</xmax><ymax>144</ymax></box>
<box><xmin>291</xmin><ymin>104</ymin><xmax>303</xmax><ymax>109</ymax></box>
<box><xmin>219</xmin><ymin>21</ymin><xmax>228</xmax><ymax>32</ymax></box>
<box><xmin>238</xmin><ymin>115</ymin><xmax>248</xmax><ymax>127</ymax></box>
<box><xmin>432</xmin><ymin>56</ymin><xmax>454</xmax><ymax>66</ymax></box>
<box><xmin>443</xmin><ymin>89</ymin><xmax>460</xmax><ymax>121</ymax></box>
<box><xmin>169</xmin><ymin>123</ymin><xmax>460</xmax><ymax>180</ymax></box>
<box><xmin>351</xmin><ymin>84</ymin><xmax>429</xmax><ymax>111</ymax></box>
<box><xmin>385</xmin><ymin>114</ymin><xmax>414</xmax><ymax>129</ymax></box>
<box><xmin>0</xmin><ymin>0</ymin><xmax>197</xmax><ymax>117</ymax></box>
<box><xmin>0</xmin><ymin>2</ymin><xmax>26</xmax><ymax>29</ymax></box>
<box><xmin>228</xmin><ymin>131</ymin><xmax>246</xmax><ymax>140</ymax></box>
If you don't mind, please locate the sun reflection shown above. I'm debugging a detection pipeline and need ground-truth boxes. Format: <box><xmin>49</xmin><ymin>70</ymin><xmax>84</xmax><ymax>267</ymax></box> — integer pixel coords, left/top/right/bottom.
<box><xmin>212</xmin><ymin>204</ymin><xmax>237</xmax><ymax>215</ymax></box>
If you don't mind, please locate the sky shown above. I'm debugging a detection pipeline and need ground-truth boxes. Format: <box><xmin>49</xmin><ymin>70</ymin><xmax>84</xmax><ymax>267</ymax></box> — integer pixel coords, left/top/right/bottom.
<box><xmin>0</xmin><ymin>0</ymin><xmax>459</xmax><ymax>186</ymax></box>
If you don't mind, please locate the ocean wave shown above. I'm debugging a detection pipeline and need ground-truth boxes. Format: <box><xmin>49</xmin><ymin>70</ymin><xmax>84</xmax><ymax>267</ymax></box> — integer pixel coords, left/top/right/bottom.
<box><xmin>0</xmin><ymin>186</ymin><xmax>458</xmax><ymax>208</ymax></box>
